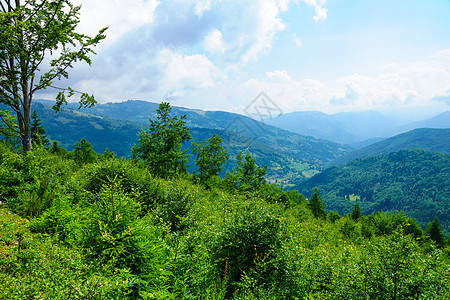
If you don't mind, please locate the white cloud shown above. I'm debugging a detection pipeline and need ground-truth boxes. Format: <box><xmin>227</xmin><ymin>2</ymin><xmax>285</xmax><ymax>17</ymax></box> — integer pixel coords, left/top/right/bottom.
<box><xmin>227</xmin><ymin>49</ymin><xmax>450</xmax><ymax>114</ymax></box>
<box><xmin>302</xmin><ymin>0</ymin><xmax>328</xmax><ymax>22</ymax></box>
<box><xmin>204</xmin><ymin>29</ymin><xmax>226</xmax><ymax>54</ymax></box>
<box><xmin>244</xmin><ymin>0</ymin><xmax>286</xmax><ymax>62</ymax></box>
<box><xmin>195</xmin><ymin>0</ymin><xmax>212</xmax><ymax>17</ymax></box>
<box><xmin>72</xmin><ymin>0</ymin><xmax>159</xmax><ymax>47</ymax></box>
<box><xmin>157</xmin><ymin>49</ymin><xmax>227</xmax><ymax>93</ymax></box>
<box><xmin>293</xmin><ymin>34</ymin><xmax>303</xmax><ymax>47</ymax></box>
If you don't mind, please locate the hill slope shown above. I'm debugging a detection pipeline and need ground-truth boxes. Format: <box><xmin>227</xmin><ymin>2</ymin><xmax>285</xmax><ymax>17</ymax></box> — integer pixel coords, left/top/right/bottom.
<box><xmin>297</xmin><ymin>149</ymin><xmax>450</xmax><ymax>235</ymax></box>
<box><xmin>330</xmin><ymin>128</ymin><xmax>450</xmax><ymax>166</ymax></box>
<box><xmin>32</xmin><ymin>102</ymin><xmax>351</xmax><ymax>186</ymax></box>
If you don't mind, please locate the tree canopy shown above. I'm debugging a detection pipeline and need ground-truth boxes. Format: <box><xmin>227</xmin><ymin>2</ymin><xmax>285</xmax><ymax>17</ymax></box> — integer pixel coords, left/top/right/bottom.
<box><xmin>132</xmin><ymin>102</ymin><xmax>192</xmax><ymax>179</ymax></box>
<box><xmin>0</xmin><ymin>0</ymin><xmax>106</xmax><ymax>152</ymax></box>
<box><xmin>191</xmin><ymin>133</ymin><xmax>229</xmax><ymax>184</ymax></box>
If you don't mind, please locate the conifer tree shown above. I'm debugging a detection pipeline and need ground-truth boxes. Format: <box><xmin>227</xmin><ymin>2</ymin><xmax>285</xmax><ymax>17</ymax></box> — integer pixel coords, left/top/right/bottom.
<box><xmin>225</xmin><ymin>151</ymin><xmax>267</xmax><ymax>193</ymax></box>
<box><xmin>30</xmin><ymin>110</ymin><xmax>49</xmax><ymax>147</ymax></box>
<box><xmin>351</xmin><ymin>202</ymin><xmax>362</xmax><ymax>221</ymax></box>
<box><xmin>307</xmin><ymin>187</ymin><xmax>327</xmax><ymax>220</ymax></box>
<box><xmin>73</xmin><ymin>138</ymin><xmax>97</xmax><ymax>165</ymax></box>
<box><xmin>425</xmin><ymin>216</ymin><xmax>446</xmax><ymax>248</ymax></box>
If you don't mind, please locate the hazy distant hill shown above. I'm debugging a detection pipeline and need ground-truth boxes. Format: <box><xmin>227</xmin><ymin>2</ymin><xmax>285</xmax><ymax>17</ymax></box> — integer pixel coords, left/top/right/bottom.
<box><xmin>32</xmin><ymin>101</ymin><xmax>352</xmax><ymax>186</ymax></box>
<box><xmin>265</xmin><ymin>110</ymin><xmax>395</xmax><ymax>144</ymax></box>
<box><xmin>297</xmin><ymin>149</ymin><xmax>450</xmax><ymax>235</ymax></box>
<box><xmin>265</xmin><ymin>109</ymin><xmax>449</xmax><ymax>145</ymax></box>
<box><xmin>330</xmin><ymin>128</ymin><xmax>450</xmax><ymax>166</ymax></box>
<box><xmin>395</xmin><ymin>111</ymin><xmax>450</xmax><ymax>134</ymax></box>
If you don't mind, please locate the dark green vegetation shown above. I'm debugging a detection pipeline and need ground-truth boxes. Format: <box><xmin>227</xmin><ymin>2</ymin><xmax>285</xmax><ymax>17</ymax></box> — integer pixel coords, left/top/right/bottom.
<box><xmin>1</xmin><ymin>140</ymin><xmax>449</xmax><ymax>299</ymax></box>
<box><xmin>31</xmin><ymin>102</ymin><xmax>146</xmax><ymax>157</ymax></box>
<box><xmin>297</xmin><ymin>149</ymin><xmax>450</xmax><ymax>236</ymax></box>
<box><xmin>330</xmin><ymin>128</ymin><xmax>450</xmax><ymax>166</ymax></box>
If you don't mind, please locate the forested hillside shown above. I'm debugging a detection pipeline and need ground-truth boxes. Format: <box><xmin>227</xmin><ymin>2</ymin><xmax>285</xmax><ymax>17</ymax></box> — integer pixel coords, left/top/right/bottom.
<box><xmin>297</xmin><ymin>149</ymin><xmax>450</xmax><ymax>235</ymax></box>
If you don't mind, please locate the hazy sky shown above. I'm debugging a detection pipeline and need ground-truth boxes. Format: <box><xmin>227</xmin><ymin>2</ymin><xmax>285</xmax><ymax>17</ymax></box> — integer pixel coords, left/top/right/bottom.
<box><xmin>37</xmin><ymin>0</ymin><xmax>450</xmax><ymax>118</ymax></box>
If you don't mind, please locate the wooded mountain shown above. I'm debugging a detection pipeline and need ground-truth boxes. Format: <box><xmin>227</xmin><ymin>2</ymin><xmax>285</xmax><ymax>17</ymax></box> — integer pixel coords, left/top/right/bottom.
<box><xmin>297</xmin><ymin>149</ymin><xmax>450</xmax><ymax>235</ymax></box>
<box><xmin>330</xmin><ymin>128</ymin><xmax>450</xmax><ymax>166</ymax></box>
<box><xmin>31</xmin><ymin>101</ymin><xmax>351</xmax><ymax>186</ymax></box>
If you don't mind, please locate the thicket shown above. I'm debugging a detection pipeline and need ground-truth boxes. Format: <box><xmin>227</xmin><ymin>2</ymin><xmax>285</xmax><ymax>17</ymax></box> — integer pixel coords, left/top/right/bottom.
<box><xmin>0</xmin><ymin>141</ymin><xmax>449</xmax><ymax>299</ymax></box>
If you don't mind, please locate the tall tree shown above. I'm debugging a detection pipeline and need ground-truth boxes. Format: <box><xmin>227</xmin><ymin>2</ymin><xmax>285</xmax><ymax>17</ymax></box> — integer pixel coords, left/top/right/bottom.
<box><xmin>225</xmin><ymin>151</ymin><xmax>267</xmax><ymax>193</ymax></box>
<box><xmin>72</xmin><ymin>138</ymin><xmax>96</xmax><ymax>164</ymax></box>
<box><xmin>132</xmin><ymin>102</ymin><xmax>192</xmax><ymax>179</ymax></box>
<box><xmin>425</xmin><ymin>216</ymin><xmax>446</xmax><ymax>248</ymax></box>
<box><xmin>351</xmin><ymin>202</ymin><xmax>362</xmax><ymax>221</ymax></box>
<box><xmin>307</xmin><ymin>187</ymin><xmax>327</xmax><ymax>220</ymax></box>
<box><xmin>191</xmin><ymin>134</ymin><xmax>229</xmax><ymax>184</ymax></box>
<box><xmin>30</xmin><ymin>110</ymin><xmax>49</xmax><ymax>147</ymax></box>
<box><xmin>0</xmin><ymin>0</ymin><xmax>107</xmax><ymax>152</ymax></box>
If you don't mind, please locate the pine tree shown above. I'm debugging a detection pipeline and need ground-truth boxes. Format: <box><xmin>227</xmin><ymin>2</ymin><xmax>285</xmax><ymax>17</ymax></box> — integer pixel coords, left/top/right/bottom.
<box><xmin>31</xmin><ymin>110</ymin><xmax>49</xmax><ymax>147</ymax></box>
<box><xmin>351</xmin><ymin>203</ymin><xmax>362</xmax><ymax>221</ymax></box>
<box><xmin>425</xmin><ymin>216</ymin><xmax>446</xmax><ymax>248</ymax></box>
<box><xmin>73</xmin><ymin>138</ymin><xmax>97</xmax><ymax>165</ymax></box>
<box><xmin>307</xmin><ymin>187</ymin><xmax>327</xmax><ymax>220</ymax></box>
<box><xmin>224</xmin><ymin>151</ymin><xmax>267</xmax><ymax>193</ymax></box>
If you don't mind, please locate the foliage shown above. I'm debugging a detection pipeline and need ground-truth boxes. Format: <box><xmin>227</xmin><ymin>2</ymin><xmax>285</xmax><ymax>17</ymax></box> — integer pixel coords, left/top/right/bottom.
<box><xmin>30</xmin><ymin>110</ymin><xmax>49</xmax><ymax>147</ymax></box>
<box><xmin>307</xmin><ymin>187</ymin><xmax>327</xmax><ymax>220</ymax></box>
<box><xmin>298</xmin><ymin>149</ymin><xmax>450</xmax><ymax>236</ymax></box>
<box><xmin>351</xmin><ymin>202</ymin><xmax>362</xmax><ymax>221</ymax></box>
<box><xmin>0</xmin><ymin>0</ymin><xmax>106</xmax><ymax>152</ymax></box>
<box><xmin>192</xmin><ymin>134</ymin><xmax>229</xmax><ymax>185</ymax></box>
<box><xmin>132</xmin><ymin>102</ymin><xmax>192</xmax><ymax>179</ymax></box>
<box><xmin>0</xmin><ymin>109</ymin><xmax>20</xmax><ymax>150</ymax></box>
<box><xmin>0</xmin><ymin>133</ymin><xmax>449</xmax><ymax>299</ymax></box>
<box><xmin>224</xmin><ymin>151</ymin><xmax>268</xmax><ymax>193</ymax></box>
<box><xmin>72</xmin><ymin>138</ymin><xmax>97</xmax><ymax>165</ymax></box>
<box><xmin>425</xmin><ymin>216</ymin><xmax>446</xmax><ymax>248</ymax></box>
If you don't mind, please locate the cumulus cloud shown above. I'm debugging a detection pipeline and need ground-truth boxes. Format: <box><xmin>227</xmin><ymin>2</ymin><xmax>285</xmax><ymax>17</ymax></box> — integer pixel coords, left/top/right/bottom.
<box><xmin>35</xmin><ymin>0</ymin><xmax>448</xmax><ymax>119</ymax></box>
<box><xmin>158</xmin><ymin>49</ymin><xmax>226</xmax><ymax>92</ymax></box>
<box><xmin>227</xmin><ymin>49</ymin><xmax>450</xmax><ymax>114</ymax></box>
<box><xmin>72</xmin><ymin>0</ymin><xmax>159</xmax><ymax>47</ymax></box>
<box><xmin>302</xmin><ymin>0</ymin><xmax>328</xmax><ymax>22</ymax></box>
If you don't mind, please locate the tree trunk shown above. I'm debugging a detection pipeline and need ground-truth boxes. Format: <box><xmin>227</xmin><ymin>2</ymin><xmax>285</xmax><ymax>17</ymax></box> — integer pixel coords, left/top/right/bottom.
<box><xmin>21</xmin><ymin>103</ymin><xmax>32</xmax><ymax>153</ymax></box>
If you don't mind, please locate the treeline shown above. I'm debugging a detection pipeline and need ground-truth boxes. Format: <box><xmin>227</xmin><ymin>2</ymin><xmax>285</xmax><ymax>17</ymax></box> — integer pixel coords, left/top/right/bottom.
<box><xmin>0</xmin><ymin>103</ymin><xmax>449</xmax><ymax>299</ymax></box>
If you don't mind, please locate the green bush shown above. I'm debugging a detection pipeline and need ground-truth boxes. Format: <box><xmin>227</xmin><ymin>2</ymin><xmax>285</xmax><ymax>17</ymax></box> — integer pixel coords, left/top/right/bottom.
<box><xmin>210</xmin><ymin>198</ymin><xmax>287</xmax><ymax>297</ymax></box>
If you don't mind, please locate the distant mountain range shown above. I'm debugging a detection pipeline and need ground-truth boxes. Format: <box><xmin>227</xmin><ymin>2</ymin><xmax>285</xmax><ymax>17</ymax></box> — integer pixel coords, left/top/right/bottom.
<box><xmin>265</xmin><ymin>110</ymin><xmax>449</xmax><ymax>145</ymax></box>
<box><xmin>329</xmin><ymin>128</ymin><xmax>450</xmax><ymax>166</ymax></box>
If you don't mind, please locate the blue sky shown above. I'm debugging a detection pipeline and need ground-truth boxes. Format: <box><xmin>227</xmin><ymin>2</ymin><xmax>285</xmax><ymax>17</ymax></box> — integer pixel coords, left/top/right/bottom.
<box><xmin>38</xmin><ymin>0</ymin><xmax>450</xmax><ymax>120</ymax></box>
